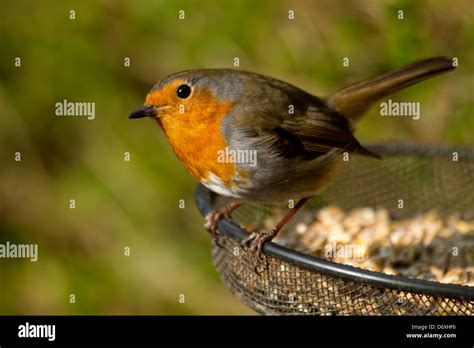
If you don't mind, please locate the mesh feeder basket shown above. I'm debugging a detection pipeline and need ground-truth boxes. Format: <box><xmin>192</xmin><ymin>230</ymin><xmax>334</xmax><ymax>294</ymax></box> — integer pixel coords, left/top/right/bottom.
<box><xmin>195</xmin><ymin>143</ymin><xmax>474</xmax><ymax>315</ymax></box>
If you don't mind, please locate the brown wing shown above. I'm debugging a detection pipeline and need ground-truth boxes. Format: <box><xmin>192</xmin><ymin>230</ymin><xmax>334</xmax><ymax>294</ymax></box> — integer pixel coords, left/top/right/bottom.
<box><xmin>278</xmin><ymin>105</ymin><xmax>380</xmax><ymax>159</ymax></box>
<box><xmin>229</xmin><ymin>72</ymin><xmax>380</xmax><ymax>160</ymax></box>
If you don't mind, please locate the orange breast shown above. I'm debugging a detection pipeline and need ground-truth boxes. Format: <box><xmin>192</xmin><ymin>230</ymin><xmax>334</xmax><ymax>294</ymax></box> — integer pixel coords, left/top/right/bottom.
<box><xmin>156</xmin><ymin>92</ymin><xmax>237</xmax><ymax>186</ymax></box>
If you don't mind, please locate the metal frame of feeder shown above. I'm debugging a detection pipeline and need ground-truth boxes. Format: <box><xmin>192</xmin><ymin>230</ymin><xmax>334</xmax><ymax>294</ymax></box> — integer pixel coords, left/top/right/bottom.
<box><xmin>195</xmin><ymin>181</ymin><xmax>474</xmax><ymax>302</ymax></box>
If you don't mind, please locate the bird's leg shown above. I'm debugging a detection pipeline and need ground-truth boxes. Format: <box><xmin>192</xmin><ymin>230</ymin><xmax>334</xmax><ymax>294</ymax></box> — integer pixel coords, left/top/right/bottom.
<box><xmin>241</xmin><ymin>196</ymin><xmax>312</xmax><ymax>260</ymax></box>
<box><xmin>204</xmin><ymin>199</ymin><xmax>245</xmax><ymax>245</ymax></box>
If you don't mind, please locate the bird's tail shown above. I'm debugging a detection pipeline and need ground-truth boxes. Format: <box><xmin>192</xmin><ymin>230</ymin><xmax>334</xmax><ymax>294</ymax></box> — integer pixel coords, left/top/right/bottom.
<box><xmin>326</xmin><ymin>57</ymin><xmax>456</xmax><ymax>121</ymax></box>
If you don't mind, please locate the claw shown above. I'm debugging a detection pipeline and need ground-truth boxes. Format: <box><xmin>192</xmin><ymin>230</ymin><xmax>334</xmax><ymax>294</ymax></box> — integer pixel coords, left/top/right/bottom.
<box><xmin>240</xmin><ymin>231</ymin><xmax>258</xmax><ymax>250</ymax></box>
<box><xmin>204</xmin><ymin>200</ymin><xmax>245</xmax><ymax>248</ymax></box>
<box><xmin>204</xmin><ymin>211</ymin><xmax>227</xmax><ymax>248</ymax></box>
<box><xmin>240</xmin><ymin>229</ymin><xmax>277</xmax><ymax>262</ymax></box>
<box><xmin>204</xmin><ymin>211</ymin><xmax>223</xmax><ymax>237</ymax></box>
<box><xmin>241</xmin><ymin>197</ymin><xmax>312</xmax><ymax>274</ymax></box>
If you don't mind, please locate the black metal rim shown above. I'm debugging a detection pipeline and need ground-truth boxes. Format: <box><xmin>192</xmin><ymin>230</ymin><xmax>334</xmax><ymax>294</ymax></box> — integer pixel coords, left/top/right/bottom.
<box><xmin>195</xmin><ymin>184</ymin><xmax>474</xmax><ymax>301</ymax></box>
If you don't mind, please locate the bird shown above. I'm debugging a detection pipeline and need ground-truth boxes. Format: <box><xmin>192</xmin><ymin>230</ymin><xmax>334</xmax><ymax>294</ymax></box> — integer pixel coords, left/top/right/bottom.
<box><xmin>129</xmin><ymin>57</ymin><xmax>455</xmax><ymax>258</ymax></box>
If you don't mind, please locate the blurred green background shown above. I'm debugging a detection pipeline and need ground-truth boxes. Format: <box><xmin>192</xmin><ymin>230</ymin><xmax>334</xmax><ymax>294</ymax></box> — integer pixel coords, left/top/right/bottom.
<box><xmin>0</xmin><ymin>0</ymin><xmax>472</xmax><ymax>314</ymax></box>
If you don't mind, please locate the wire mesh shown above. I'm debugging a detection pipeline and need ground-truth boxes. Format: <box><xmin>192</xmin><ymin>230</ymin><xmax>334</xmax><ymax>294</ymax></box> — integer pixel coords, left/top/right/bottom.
<box><xmin>195</xmin><ymin>143</ymin><xmax>474</xmax><ymax>315</ymax></box>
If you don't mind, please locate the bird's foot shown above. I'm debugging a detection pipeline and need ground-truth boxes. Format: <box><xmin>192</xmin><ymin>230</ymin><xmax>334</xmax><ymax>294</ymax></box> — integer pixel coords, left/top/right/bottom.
<box><xmin>241</xmin><ymin>228</ymin><xmax>278</xmax><ymax>272</ymax></box>
<box><xmin>203</xmin><ymin>208</ymin><xmax>236</xmax><ymax>247</ymax></box>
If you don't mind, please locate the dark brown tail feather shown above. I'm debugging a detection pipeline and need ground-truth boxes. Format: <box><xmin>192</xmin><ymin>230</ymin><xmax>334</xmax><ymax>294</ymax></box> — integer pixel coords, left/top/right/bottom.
<box><xmin>327</xmin><ymin>57</ymin><xmax>456</xmax><ymax>121</ymax></box>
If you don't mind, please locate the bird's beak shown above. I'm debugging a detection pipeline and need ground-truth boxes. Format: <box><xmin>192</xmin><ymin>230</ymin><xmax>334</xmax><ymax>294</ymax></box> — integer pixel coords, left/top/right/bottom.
<box><xmin>129</xmin><ymin>105</ymin><xmax>162</xmax><ymax>119</ymax></box>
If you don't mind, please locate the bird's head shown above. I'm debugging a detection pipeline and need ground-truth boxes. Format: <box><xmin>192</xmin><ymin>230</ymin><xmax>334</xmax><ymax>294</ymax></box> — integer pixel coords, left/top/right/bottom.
<box><xmin>129</xmin><ymin>69</ymin><xmax>243</xmax><ymax>128</ymax></box>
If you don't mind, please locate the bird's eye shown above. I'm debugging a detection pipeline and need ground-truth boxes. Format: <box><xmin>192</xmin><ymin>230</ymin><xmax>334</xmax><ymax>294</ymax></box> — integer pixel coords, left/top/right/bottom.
<box><xmin>176</xmin><ymin>84</ymin><xmax>192</xmax><ymax>99</ymax></box>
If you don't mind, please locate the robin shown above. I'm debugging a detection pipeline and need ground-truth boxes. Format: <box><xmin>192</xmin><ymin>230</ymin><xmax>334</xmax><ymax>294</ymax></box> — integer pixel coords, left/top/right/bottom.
<box><xmin>129</xmin><ymin>57</ymin><xmax>455</xmax><ymax>258</ymax></box>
